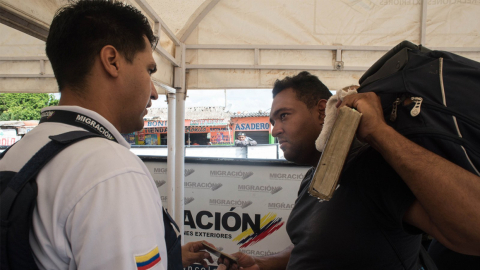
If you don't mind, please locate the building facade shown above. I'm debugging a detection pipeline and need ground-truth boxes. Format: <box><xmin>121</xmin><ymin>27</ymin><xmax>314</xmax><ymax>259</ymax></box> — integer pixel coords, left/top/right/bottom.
<box><xmin>124</xmin><ymin>107</ymin><xmax>273</xmax><ymax>146</ymax></box>
<box><xmin>0</xmin><ymin>108</ymin><xmax>274</xmax><ymax>147</ymax></box>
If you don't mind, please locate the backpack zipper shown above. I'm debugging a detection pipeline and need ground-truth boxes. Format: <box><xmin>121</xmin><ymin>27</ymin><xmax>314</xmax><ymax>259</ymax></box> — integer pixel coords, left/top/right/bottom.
<box><xmin>388</xmin><ymin>95</ymin><xmax>480</xmax><ymax>132</ymax></box>
<box><xmin>410</xmin><ymin>97</ymin><xmax>423</xmax><ymax>117</ymax></box>
<box><xmin>390</xmin><ymin>95</ymin><xmax>424</xmax><ymax>121</ymax></box>
<box><xmin>390</xmin><ymin>98</ymin><xmax>401</xmax><ymax>122</ymax></box>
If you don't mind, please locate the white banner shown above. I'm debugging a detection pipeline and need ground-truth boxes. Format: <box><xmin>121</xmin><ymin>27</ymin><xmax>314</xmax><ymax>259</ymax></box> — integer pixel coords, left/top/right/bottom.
<box><xmin>144</xmin><ymin>160</ymin><xmax>310</xmax><ymax>270</ymax></box>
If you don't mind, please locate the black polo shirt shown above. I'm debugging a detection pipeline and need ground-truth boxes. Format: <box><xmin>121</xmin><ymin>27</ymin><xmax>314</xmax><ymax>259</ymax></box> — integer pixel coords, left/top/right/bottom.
<box><xmin>286</xmin><ymin>145</ymin><xmax>421</xmax><ymax>270</ymax></box>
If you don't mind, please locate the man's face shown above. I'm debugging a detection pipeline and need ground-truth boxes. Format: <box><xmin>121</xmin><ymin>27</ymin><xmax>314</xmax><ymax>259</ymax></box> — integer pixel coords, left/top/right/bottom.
<box><xmin>238</xmin><ymin>135</ymin><xmax>246</xmax><ymax>141</ymax></box>
<box><xmin>270</xmin><ymin>88</ymin><xmax>325</xmax><ymax>166</ymax></box>
<box><xmin>118</xmin><ymin>36</ymin><xmax>158</xmax><ymax>133</ymax></box>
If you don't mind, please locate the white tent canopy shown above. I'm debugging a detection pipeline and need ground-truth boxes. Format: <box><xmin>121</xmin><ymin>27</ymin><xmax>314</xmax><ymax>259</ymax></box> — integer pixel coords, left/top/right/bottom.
<box><xmin>1</xmin><ymin>0</ymin><xmax>480</xmax><ymax>234</ymax></box>
<box><xmin>2</xmin><ymin>0</ymin><xmax>480</xmax><ymax>92</ymax></box>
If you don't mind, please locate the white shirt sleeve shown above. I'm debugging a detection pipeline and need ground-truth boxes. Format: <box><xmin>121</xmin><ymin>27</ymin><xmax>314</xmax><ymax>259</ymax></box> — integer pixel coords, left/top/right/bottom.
<box><xmin>64</xmin><ymin>171</ymin><xmax>168</xmax><ymax>270</ymax></box>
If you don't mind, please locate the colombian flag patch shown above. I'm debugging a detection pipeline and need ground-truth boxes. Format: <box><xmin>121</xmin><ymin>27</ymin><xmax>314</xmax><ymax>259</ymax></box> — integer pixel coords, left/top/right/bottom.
<box><xmin>134</xmin><ymin>246</ymin><xmax>161</xmax><ymax>270</ymax></box>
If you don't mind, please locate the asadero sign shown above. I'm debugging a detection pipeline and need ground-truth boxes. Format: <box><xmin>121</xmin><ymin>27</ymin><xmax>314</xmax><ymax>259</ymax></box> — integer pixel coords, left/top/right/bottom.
<box><xmin>235</xmin><ymin>123</ymin><xmax>270</xmax><ymax>131</ymax></box>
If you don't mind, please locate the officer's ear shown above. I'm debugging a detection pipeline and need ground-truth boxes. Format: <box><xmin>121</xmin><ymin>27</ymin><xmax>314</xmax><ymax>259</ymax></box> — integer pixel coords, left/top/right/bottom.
<box><xmin>99</xmin><ymin>45</ymin><xmax>121</xmax><ymax>78</ymax></box>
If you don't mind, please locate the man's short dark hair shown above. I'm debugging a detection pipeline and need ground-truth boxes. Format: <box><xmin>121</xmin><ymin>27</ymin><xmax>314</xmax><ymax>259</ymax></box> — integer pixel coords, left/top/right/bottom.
<box><xmin>272</xmin><ymin>71</ymin><xmax>332</xmax><ymax>108</ymax></box>
<box><xmin>46</xmin><ymin>0</ymin><xmax>158</xmax><ymax>91</ymax></box>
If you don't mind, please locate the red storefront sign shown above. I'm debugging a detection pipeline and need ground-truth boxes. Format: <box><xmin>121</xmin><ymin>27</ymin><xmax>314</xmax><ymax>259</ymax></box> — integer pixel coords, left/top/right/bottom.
<box><xmin>141</xmin><ymin>116</ymin><xmax>270</xmax><ymax>141</ymax></box>
<box><xmin>231</xmin><ymin>117</ymin><xmax>270</xmax><ymax>132</ymax></box>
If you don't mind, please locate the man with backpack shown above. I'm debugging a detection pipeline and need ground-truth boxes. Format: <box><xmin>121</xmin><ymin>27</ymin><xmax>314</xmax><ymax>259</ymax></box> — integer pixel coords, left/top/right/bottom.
<box><xmin>0</xmin><ymin>1</ymin><xmax>214</xmax><ymax>269</ymax></box>
<box><xmin>219</xmin><ymin>71</ymin><xmax>480</xmax><ymax>269</ymax></box>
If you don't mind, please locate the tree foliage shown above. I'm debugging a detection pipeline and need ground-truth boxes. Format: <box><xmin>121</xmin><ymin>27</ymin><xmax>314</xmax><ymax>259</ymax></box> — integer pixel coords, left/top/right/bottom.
<box><xmin>0</xmin><ymin>93</ymin><xmax>59</xmax><ymax>120</ymax></box>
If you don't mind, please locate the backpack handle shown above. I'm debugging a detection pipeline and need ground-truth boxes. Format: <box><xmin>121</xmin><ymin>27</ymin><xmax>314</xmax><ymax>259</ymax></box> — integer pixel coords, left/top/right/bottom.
<box><xmin>359</xmin><ymin>41</ymin><xmax>430</xmax><ymax>85</ymax></box>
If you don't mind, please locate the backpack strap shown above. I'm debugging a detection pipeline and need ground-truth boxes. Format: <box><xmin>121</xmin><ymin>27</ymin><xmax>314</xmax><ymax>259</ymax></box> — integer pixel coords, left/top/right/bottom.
<box><xmin>162</xmin><ymin>208</ymin><xmax>182</xmax><ymax>270</ymax></box>
<box><xmin>0</xmin><ymin>131</ymin><xmax>102</xmax><ymax>220</ymax></box>
<box><xmin>162</xmin><ymin>208</ymin><xmax>180</xmax><ymax>232</ymax></box>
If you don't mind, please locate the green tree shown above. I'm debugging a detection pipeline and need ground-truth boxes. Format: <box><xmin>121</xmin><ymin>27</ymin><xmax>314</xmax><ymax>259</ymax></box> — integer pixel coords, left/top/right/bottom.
<box><xmin>0</xmin><ymin>93</ymin><xmax>59</xmax><ymax>120</ymax></box>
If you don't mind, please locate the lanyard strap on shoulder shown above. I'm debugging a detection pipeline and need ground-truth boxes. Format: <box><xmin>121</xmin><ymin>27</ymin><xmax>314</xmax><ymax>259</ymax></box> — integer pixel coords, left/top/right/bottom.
<box><xmin>40</xmin><ymin>110</ymin><xmax>118</xmax><ymax>142</ymax></box>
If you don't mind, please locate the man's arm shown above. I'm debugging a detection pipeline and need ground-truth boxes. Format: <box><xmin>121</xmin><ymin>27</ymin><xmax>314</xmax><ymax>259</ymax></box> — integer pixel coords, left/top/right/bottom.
<box><xmin>340</xmin><ymin>92</ymin><xmax>480</xmax><ymax>255</ymax></box>
<box><xmin>235</xmin><ymin>140</ymin><xmax>247</xmax><ymax>146</ymax></box>
<box><xmin>247</xmin><ymin>137</ymin><xmax>257</xmax><ymax>146</ymax></box>
<box><xmin>66</xmin><ymin>173</ymin><xmax>170</xmax><ymax>269</ymax></box>
<box><xmin>220</xmin><ymin>244</ymin><xmax>292</xmax><ymax>270</ymax></box>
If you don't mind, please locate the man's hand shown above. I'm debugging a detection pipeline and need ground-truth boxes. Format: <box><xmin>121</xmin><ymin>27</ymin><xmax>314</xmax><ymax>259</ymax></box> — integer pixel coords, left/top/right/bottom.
<box><xmin>218</xmin><ymin>252</ymin><xmax>260</xmax><ymax>270</ymax></box>
<box><xmin>181</xmin><ymin>241</ymin><xmax>214</xmax><ymax>268</ymax></box>
<box><xmin>337</xmin><ymin>92</ymin><xmax>389</xmax><ymax>143</ymax></box>
<box><xmin>218</xmin><ymin>244</ymin><xmax>292</xmax><ymax>270</ymax></box>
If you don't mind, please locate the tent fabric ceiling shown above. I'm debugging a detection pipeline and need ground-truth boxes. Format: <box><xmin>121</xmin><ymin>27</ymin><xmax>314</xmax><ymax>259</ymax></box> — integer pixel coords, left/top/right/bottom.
<box><xmin>1</xmin><ymin>0</ymin><xmax>480</xmax><ymax>93</ymax></box>
<box><xmin>180</xmin><ymin>0</ymin><xmax>480</xmax><ymax>90</ymax></box>
<box><xmin>148</xmin><ymin>0</ymin><xmax>207</xmax><ymax>38</ymax></box>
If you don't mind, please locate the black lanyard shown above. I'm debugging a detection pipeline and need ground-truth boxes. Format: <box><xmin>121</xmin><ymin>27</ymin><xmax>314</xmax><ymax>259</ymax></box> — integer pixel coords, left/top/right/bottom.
<box><xmin>39</xmin><ymin>110</ymin><xmax>118</xmax><ymax>143</ymax></box>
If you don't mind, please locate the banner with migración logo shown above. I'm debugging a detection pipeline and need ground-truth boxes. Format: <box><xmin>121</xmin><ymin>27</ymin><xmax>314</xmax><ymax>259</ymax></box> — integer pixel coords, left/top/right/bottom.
<box><xmin>144</xmin><ymin>160</ymin><xmax>309</xmax><ymax>270</ymax></box>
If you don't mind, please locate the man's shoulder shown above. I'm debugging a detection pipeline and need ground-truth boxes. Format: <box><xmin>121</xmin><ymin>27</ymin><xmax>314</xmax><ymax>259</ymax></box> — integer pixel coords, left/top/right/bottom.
<box><xmin>39</xmin><ymin>136</ymin><xmax>150</xmax><ymax>200</ymax></box>
<box><xmin>63</xmin><ymin>137</ymin><xmax>140</xmax><ymax>168</ymax></box>
<box><xmin>2</xmin><ymin>124</ymin><xmax>139</xmax><ymax>174</ymax></box>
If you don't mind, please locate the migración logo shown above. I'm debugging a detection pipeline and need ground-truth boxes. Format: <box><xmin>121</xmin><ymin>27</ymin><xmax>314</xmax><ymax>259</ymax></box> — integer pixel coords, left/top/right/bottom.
<box><xmin>154</xmin><ymin>180</ymin><xmax>166</xmax><ymax>187</ymax></box>
<box><xmin>233</xmin><ymin>212</ymin><xmax>284</xmax><ymax>248</ymax></box>
<box><xmin>185</xmin><ymin>169</ymin><xmax>195</xmax><ymax>177</ymax></box>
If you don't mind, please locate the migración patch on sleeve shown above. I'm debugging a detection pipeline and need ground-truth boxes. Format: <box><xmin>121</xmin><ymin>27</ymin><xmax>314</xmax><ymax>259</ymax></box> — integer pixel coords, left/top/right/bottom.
<box><xmin>134</xmin><ymin>246</ymin><xmax>161</xmax><ymax>270</ymax></box>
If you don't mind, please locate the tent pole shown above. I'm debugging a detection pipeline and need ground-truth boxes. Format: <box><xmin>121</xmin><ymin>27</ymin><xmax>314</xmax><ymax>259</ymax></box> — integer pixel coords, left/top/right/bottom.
<box><xmin>173</xmin><ymin>43</ymin><xmax>186</xmax><ymax>242</ymax></box>
<box><xmin>166</xmin><ymin>93</ymin><xmax>176</xmax><ymax>218</ymax></box>
<box><xmin>174</xmin><ymin>90</ymin><xmax>185</xmax><ymax>242</ymax></box>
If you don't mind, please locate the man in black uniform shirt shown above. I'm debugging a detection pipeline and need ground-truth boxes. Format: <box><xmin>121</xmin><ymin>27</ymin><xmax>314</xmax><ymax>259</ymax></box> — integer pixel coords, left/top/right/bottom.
<box><xmin>219</xmin><ymin>71</ymin><xmax>480</xmax><ymax>269</ymax></box>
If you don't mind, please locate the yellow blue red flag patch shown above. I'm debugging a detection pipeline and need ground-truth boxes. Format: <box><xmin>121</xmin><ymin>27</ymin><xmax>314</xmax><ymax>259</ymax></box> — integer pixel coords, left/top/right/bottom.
<box><xmin>134</xmin><ymin>246</ymin><xmax>161</xmax><ymax>270</ymax></box>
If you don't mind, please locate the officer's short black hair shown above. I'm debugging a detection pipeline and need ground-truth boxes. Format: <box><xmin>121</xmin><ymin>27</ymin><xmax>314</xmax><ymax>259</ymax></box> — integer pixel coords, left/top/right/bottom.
<box><xmin>272</xmin><ymin>71</ymin><xmax>332</xmax><ymax>109</ymax></box>
<box><xmin>46</xmin><ymin>0</ymin><xmax>158</xmax><ymax>91</ymax></box>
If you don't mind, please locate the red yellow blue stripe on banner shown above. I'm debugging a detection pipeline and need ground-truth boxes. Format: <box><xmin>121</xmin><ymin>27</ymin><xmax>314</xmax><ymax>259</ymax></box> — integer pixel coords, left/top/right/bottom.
<box><xmin>135</xmin><ymin>246</ymin><xmax>161</xmax><ymax>270</ymax></box>
<box><xmin>233</xmin><ymin>212</ymin><xmax>284</xmax><ymax>248</ymax></box>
